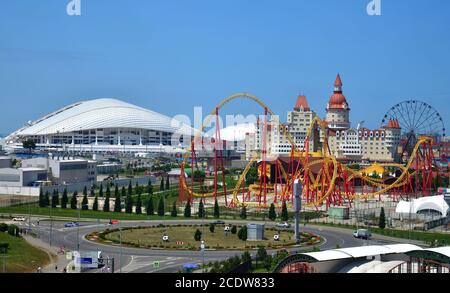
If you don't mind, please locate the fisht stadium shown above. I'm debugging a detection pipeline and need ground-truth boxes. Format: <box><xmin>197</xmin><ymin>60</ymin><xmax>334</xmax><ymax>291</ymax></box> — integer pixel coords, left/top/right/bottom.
<box><xmin>4</xmin><ymin>98</ymin><xmax>198</xmax><ymax>154</ymax></box>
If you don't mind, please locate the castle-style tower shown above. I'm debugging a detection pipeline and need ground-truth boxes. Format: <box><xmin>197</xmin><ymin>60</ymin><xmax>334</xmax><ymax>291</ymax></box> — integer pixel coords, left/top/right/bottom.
<box><xmin>326</xmin><ymin>74</ymin><xmax>350</xmax><ymax>130</ymax></box>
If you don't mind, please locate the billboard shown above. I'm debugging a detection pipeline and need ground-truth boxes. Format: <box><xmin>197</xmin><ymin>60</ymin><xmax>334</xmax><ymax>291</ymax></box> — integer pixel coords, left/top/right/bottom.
<box><xmin>73</xmin><ymin>251</ymin><xmax>100</xmax><ymax>269</ymax></box>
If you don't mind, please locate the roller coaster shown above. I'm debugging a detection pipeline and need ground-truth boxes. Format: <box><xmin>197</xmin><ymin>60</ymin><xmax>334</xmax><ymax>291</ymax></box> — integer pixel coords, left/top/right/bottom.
<box><xmin>178</xmin><ymin>93</ymin><xmax>443</xmax><ymax>210</ymax></box>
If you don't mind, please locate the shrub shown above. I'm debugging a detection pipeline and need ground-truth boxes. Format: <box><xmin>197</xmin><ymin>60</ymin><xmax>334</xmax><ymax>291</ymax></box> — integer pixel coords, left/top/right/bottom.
<box><xmin>0</xmin><ymin>223</ymin><xmax>8</xmax><ymax>232</ymax></box>
<box><xmin>0</xmin><ymin>243</ymin><xmax>9</xmax><ymax>251</ymax></box>
<box><xmin>8</xmin><ymin>224</ymin><xmax>19</xmax><ymax>237</ymax></box>
<box><xmin>194</xmin><ymin>229</ymin><xmax>202</xmax><ymax>241</ymax></box>
<box><xmin>238</xmin><ymin>226</ymin><xmax>247</xmax><ymax>241</ymax></box>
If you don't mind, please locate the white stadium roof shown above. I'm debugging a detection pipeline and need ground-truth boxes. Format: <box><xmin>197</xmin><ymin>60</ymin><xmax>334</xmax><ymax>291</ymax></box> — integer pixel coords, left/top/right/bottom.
<box><xmin>216</xmin><ymin>123</ymin><xmax>256</xmax><ymax>142</ymax></box>
<box><xmin>8</xmin><ymin>98</ymin><xmax>197</xmax><ymax>138</ymax></box>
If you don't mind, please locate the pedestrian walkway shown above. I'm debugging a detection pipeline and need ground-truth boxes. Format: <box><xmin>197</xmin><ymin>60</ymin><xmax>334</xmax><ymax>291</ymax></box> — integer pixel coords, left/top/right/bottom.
<box><xmin>23</xmin><ymin>235</ymin><xmax>71</xmax><ymax>273</ymax></box>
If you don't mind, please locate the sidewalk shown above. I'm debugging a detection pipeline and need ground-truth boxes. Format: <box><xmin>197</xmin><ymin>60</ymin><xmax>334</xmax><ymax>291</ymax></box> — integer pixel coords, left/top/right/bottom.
<box><xmin>23</xmin><ymin>235</ymin><xmax>71</xmax><ymax>273</ymax></box>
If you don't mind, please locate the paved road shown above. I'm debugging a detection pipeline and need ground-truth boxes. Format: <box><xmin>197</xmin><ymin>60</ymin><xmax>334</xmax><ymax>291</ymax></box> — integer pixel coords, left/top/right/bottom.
<box><xmin>11</xmin><ymin>217</ymin><xmax>412</xmax><ymax>273</ymax></box>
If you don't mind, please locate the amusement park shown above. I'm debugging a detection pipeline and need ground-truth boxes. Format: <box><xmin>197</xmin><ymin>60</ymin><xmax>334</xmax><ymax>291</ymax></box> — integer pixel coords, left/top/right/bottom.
<box><xmin>177</xmin><ymin>75</ymin><xmax>449</xmax><ymax>222</ymax></box>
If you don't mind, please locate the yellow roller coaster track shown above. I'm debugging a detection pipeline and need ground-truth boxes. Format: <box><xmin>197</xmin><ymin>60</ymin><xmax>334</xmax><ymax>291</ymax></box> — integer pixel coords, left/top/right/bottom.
<box><xmin>180</xmin><ymin>93</ymin><xmax>435</xmax><ymax>208</ymax></box>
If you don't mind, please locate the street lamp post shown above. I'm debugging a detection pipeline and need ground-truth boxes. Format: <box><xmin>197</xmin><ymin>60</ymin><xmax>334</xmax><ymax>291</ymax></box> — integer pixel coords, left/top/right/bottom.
<box><xmin>119</xmin><ymin>220</ymin><xmax>122</xmax><ymax>274</ymax></box>
<box><xmin>201</xmin><ymin>196</ymin><xmax>205</xmax><ymax>272</ymax></box>
<box><xmin>77</xmin><ymin>200</ymin><xmax>81</xmax><ymax>251</ymax></box>
<box><xmin>49</xmin><ymin>202</ymin><xmax>53</xmax><ymax>247</ymax></box>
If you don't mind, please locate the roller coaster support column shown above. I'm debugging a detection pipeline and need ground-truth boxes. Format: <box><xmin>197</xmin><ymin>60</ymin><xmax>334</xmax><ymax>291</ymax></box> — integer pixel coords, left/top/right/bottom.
<box><xmin>294</xmin><ymin>179</ymin><xmax>302</xmax><ymax>244</ymax></box>
<box><xmin>215</xmin><ymin>107</ymin><xmax>228</xmax><ymax>206</ymax></box>
<box><xmin>190</xmin><ymin>141</ymin><xmax>195</xmax><ymax>203</ymax></box>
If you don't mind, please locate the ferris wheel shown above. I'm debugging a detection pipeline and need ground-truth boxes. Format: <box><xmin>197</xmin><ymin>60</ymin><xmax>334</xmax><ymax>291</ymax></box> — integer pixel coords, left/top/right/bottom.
<box><xmin>381</xmin><ymin>100</ymin><xmax>446</xmax><ymax>138</ymax></box>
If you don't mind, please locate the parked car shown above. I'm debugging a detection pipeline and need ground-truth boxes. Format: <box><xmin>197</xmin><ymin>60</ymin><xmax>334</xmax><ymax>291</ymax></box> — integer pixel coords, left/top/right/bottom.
<box><xmin>353</xmin><ymin>229</ymin><xmax>372</xmax><ymax>239</ymax></box>
<box><xmin>64</xmin><ymin>222</ymin><xmax>79</xmax><ymax>228</ymax></box>
<box><xmin>211</xmin><ymin>220</ymin><xmax>225</xmax><ymax>225</ymax></box>
<box><xmin>276</xmin><ymin>222</ymin><xmax>291</xmax><ymax>229</ymax></box>
<box><xmin>12</xmin><ymin>216</ymin><xmax>26</xmax><ymax>222</ymax></box>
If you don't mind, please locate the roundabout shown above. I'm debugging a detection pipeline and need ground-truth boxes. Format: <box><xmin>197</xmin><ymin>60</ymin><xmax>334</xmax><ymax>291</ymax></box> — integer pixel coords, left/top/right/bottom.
<box><xmin>87</xmin><ymin>224</ymin><xmax>322</xmax><ymax>251</ymax></box>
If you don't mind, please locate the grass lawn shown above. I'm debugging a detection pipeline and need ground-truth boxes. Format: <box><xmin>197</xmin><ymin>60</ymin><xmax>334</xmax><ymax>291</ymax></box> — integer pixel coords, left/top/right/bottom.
<box><xmin>0</xmin><ymin>233</ymin><xmax>51</xmax><ymax>273</ymax></box>
<box><xmin>96</xmin><ymin>225</ymin><xmax>319</xmax><ymax>250</ymax></box>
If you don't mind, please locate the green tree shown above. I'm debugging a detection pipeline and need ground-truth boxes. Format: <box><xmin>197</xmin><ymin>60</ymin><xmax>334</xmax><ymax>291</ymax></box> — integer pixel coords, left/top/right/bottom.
<box><xmin>146</xmin><ymin>196</ymin><xmax>154</xmax><ymax>215</ymax></box>
<box><xmin>157</xmin><ymin>196</ymin><xmax>165</xmax><ymax>216</ymax></box>
<box><xmin>245</xmin><ymin>165</ymin><xmax>258</xmax><ymax>185</ymax></box>
<box><xmin>379</xmin><ymin>207</ymin><xmax>386</xmax><ymax>229</ymax></box>
<box><xmin>8</xmin><ymin>224</ymin><xmax>19</xmax><ymax>237</ymax></box>
<box><xmin>61</xmin><ymin>188</ymin><xmax>68</xmax><ymax>209</ymax></box>
<box><xmin>231</xmin><ymin>225</ymin><xmax>237</xmax><ymax>234</ymax></box>
<box><xmin>92</xmin><ymin>196</ymin><xmax>99</xmax><ymax>211</ymax></box>
<box><xmin>99</xmin><ymin>184</ymin><xmax>104</xmax><ymax>198</ymax></box>
<box><xmin>256</xmin><ymin>246</ymin><xmax>268</xmax><ymax>268</ymax></box>
<box><xmin>81</xmin><ymin>193</ymin><xmax>89</xmax><ymax>210</ymax></box>
<box><xmin>51</xmin><ymin>190</ymin><xmax>59</xmax><ymax>208</ymax></box>
<box><xmin>209</xmin><ymin>223</ymin><xmax>215</xmax><ymax>233</ymax></box>
<box><xmin>241</xmin><ymin>251</ymin><xmax>252</xmax><ymax>264</ymax></box>
<box><xmin>70</xmin><ymin>192</ymin><xmax>78</xmax><ymax>209</ymax></box>
<box><xmin>268</xmin><ymin>203</ymin><xmax>277</xmax><ymax>221</ymax></box>
<box><xmin>135</xmin><ymin>181</ymin><xmax>140</xmax><ymax>195</ymax></box>
<box><xmin>198</xmin><ymin>199</ymin><xmax>205</xmax><ymax>218</ymax></box>
<box><xmin>171</xmin><ymin>201</ymin><xmax>177</xmax><ymax>217</ymax></box>
<box><xmin>263</xmin><ymin>255</ymin><xmax>273</xmax><ymax>270</ymax></box>
<box><xmin>147</xmin><ymin>179</ymin><xmax>153</xmax><ymax>195</ymax></box>
<box><xmin>0</xmin><ymin>223</ymin><xmax>8</xmax><ymax>232</ymax></box>
<box><xmin>281</xmin><ymin>200</ymin><xmax>289</xmax><ymax>222</ymax></box>
<box><xmin>22</xmin><ymin>139</ymin><xmax>36</xmax><ymax>151</ymax></box>
<box><xmin>90</xmin><ymin>186</ymin><xmax>95</xmax><ymax>197</ymax></box>
<box><xmin>38</xmin><ymin>189</ymin><xmax>44</xmax><ymax>207</ymax></box>
<box><xmin>160</xmin><ymin>177</ymin><xmax>164</xmax><ymax>191</ymax></box>
<box><xmin>114</xmin><ymin>188</ymin><xmax>122</xmax><ymax>213</ymax></box>
<box><xmin>238</xmin><ymin>226</ymin><xmax>247</xmax><ymax>241</ymax></box>
<box><xmin>114</xmin><ymin>184</ymin><xmax>119</xmax><ymax>198</ymax></box>
<box><xmin>213</xmin><ymin>198</ymin><xmax>220</xmax><ymax>218</ymax></box>
<box><xmin>121</xmin><ymin>186</ymin><xmax>126</xmax><ymax>198</ymax></box>
<box><xmin>103</xmin><ymin>193</ymin><xmax>110</xmax><ymax>212</ymax></box>
<box><xmin>125</xmin><ymin>193</ymin><xmax>133</xmax><ymax>214</ymax></box>
<box><xmin>194</xmin><ymin>229</ymin><xmax>202</xmax><ymax>241</ymax></box>
<box><xmin>106</xmin><ymin>185</ymin><xmax>111</xmax><ymax>198</ymax></box>
<box><xmin>166</xmin><ymin>177</ymin><xmax>170</xmax><ymax>190</ymax></box>
<box><xmin>184</xmin><ymin>200</ymin><xmax>191</xmax><ymax>218</ymax></box>
<box><xmin>83</xmin><ymin>186</ymin><xmax>87</xmax><ymax>198</ymax></box>
<box><xmin>240</xmin><ymin>205</ymin><xmax>247</xmax><ymax>220</ymax></box>
<box><xmin>128</xmin><ymin>181</ymin><xmax>133</xmax><ymax>196</ymax></box>
<box><xmin>44</xmin><ymin>191</ymin><xmax>50</xmax><ymax>207</ymax></box>
<box><xmin>135</xmin><ymin>192</ymin><xmax>142</xmax><ymax>215</ymax></box>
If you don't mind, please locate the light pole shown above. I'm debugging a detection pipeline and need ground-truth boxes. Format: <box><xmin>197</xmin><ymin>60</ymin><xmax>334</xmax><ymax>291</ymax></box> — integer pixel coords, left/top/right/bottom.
<box><xmin>119</xmin><ymin>220</ymin><xmax>122</xmax><ymax>273</ymax></box>
<box><xmin>77</xmin><ymin>199</ymin><xmax>81</xmax><ymax>251</ymax></box>
<box><xmin>49</xmin><ymin>201</ymin><xmax>53</xmax><ymax>247</ymax></box>
<box><xmin>28</xmin><ymin>198</ymin><xmax>32</xmax><ymax>233</ymax></box>
<box><xmin>293</xmin><ymin>179</ymin><xmax>302</xmax><ymax>244</ymax></box>
<box><xmin>201</xmin><ymin>196</ymin><xmax>205</xmax><ymax>272</ymax></box>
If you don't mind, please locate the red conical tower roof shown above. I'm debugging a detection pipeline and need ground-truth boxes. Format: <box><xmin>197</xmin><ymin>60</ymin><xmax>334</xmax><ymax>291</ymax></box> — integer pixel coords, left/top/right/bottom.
<box><xmin>334</xmin><ymin>74</ymin><xmax>343</xmax><ymax>87</ymax></box>
<box><xmin>328</xmin><ymin>74</ymin><xmax>348</xmax><ymax>110</ymax></box>
<box><xmin>294</xmin><ymin>95</ymin><xmax>310</xmax><ymax>111</ymax></box>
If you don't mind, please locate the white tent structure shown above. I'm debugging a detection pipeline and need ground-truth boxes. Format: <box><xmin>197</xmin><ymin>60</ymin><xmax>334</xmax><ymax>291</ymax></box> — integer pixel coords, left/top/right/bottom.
<box><xmin>395</xmin><ymin>195</ymin><xmax>449</xmax><ymax>216</ymax></box>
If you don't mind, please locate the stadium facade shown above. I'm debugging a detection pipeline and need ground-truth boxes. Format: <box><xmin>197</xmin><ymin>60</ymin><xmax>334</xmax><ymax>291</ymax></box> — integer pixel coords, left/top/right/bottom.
<box><xmin>5</xmin><ymin>98</ymin><xmax>197</xmax><ymax>154</ymax></box>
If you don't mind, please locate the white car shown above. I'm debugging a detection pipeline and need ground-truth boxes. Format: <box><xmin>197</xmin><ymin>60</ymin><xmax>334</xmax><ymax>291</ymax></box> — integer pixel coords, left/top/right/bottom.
<box><xmin>276</xmin><ymin>222</ymin><xmax>291</xmax><ymax>229</ymax></box>
<box><xmin>12</xmin><ymin>216</ymin><xmax>26</xmax><ymax>222</ymax></box>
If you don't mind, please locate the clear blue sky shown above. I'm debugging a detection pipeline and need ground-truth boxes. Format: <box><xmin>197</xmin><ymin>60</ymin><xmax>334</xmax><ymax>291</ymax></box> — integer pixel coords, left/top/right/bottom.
<box><xmin>0</xmin><ymin>0</ymin><xmax>449</xmax><ymax>135</ymax></box>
